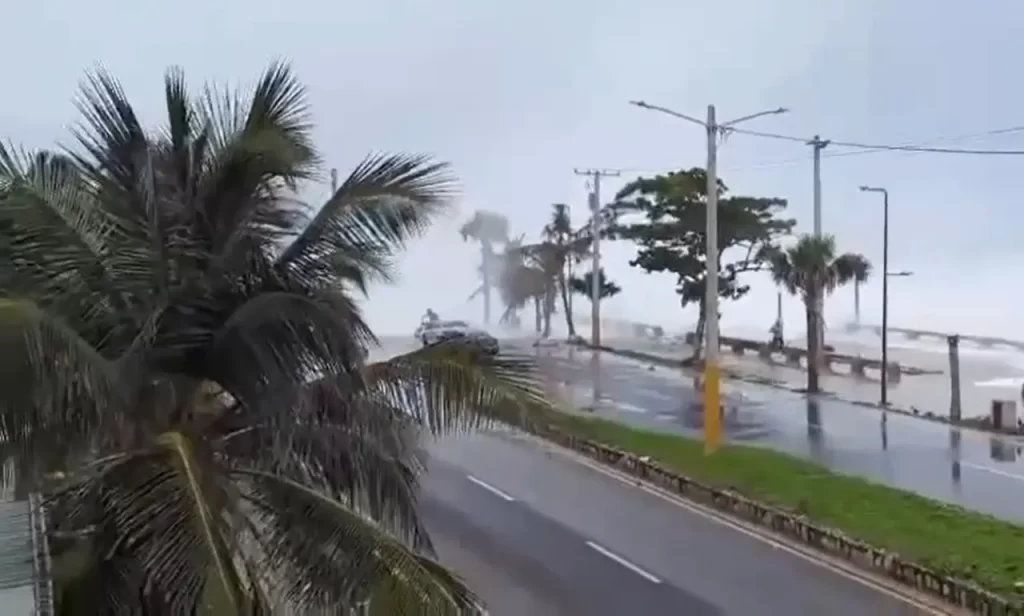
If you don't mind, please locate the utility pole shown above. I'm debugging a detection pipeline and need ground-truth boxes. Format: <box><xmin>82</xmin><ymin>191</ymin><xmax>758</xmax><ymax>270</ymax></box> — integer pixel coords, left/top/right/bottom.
<box><xmin>629</xmin><ymin>100</ymin><xmax>788</xmax><ymax>454</ymax></box>
<box><xmin>808</xmin><ymin>136</ymin><xmax>830</xmax><ymax>358</ymax></box>
<box><xmin>573</xmin><ymin>168</ymin><xmax>620</xmax><ymax>347</ymax></box>
<box><xmin>808</xmin><ymin>136</ymin><xmax>829</xmax><ymax>236</ymax></box>
<box><xmin>330</xmin><ymin>168</ymin><xmax>338</xmax><ymax>193</ymax></box>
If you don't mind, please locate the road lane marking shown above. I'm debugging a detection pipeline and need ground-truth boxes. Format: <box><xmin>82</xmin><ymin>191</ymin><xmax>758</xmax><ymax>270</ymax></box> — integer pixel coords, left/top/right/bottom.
<box><xmin>960</xmin><ymin>461</ymin><xmax>1024</xmax><ymax>482</ymax></box>
<box><xmin>466</xmin><ymin>475</ymin><xmax>515</xmax><ymax>501</ymax></box>
<box><xmin>585</xmin><ymin>541</ymin><xmax>663</xmax><ymax>584</ymax></box>
<box><xmin>508</xmin><ymin>432</ymin><xmax>950</xmax><ymax>615</ymax></box>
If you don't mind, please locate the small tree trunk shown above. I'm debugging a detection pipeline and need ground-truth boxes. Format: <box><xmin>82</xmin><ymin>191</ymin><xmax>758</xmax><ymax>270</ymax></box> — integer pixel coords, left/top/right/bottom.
<box><xmin>481</xmin><ymin>245</ymin><xmax>493</xmax><ymax>325</ymax></box>
<box><xmin>534</xmin><ymin>297</ymin><xmax>542</xmax><ymax>333</ymax></box>
<box><xmin>542</xmin><ymin>286</ymin><xmax>554</xmax><ymax>337</ymax></box>
<box><xmin>688</xmin><ymin>300</ymin><xmax>707</xmax><ymax>362</ymax></box>
<box><xmin>559</xmin><ymin>271</ymin><xmax>576</xmax><ymax>337</ymax></box>
<box><xmin>805</xmin><ymin>295</ymin><xmax>820</xmax><ymax>393</ymax></box>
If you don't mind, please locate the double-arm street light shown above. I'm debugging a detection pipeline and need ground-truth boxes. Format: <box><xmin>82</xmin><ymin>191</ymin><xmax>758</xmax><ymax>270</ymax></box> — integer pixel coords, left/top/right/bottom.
<box><xmin>630</xmin><ymin>100</ymin><xmax>788</xmax><ymax>453</ymax></box>
<box><xmin>858</xmin><ymin>186</ymin><xmax>912</xmax><ymax>406</ymax></box>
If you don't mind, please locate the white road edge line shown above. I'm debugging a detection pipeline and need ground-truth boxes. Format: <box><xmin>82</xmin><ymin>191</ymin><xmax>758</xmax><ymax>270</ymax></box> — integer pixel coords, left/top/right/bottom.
<box><xmin>960</xmin><ymin>461</ymin><xmax>1024</xmax><ymax>481</ymax></box>
<box><xmin>466</xmin><ymin>475</ymin><xmax>516</xmax><ymax>502</ymax></box>
<box><xmin>509</xmin><ymin>432</ymin><xmax>951</xmax><ymax>615</ymax></box>
<box><xmin>585</xmin><ymin>540</ymin><xmax>662</xmax><ymax>584</ymax></box>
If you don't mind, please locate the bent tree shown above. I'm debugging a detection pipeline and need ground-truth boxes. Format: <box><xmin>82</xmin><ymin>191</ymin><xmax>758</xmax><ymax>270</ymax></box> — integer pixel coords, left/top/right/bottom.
<box><xmin>0</xmin><ymin>63</ymin><xmax>550</xmax><ymax>615</ymax></box>
<box><xmin>607</xmin><ymin>168</ymin><xmax>794</xmax><ymax>362</ymax></box>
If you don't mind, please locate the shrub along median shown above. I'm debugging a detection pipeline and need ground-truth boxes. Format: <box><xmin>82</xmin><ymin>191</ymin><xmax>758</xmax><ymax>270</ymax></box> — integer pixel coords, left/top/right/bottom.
<box><xmin>535</xmin><ymin>408</ymin><xmax>1024</xmax><ymax>600</ymax></box>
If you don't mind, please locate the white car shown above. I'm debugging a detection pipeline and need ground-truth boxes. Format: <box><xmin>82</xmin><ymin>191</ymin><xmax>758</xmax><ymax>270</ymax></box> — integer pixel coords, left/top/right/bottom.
<box><xmin>419</xmin><ymin>320</ymin><xmax>499</xmax><ymax>355</ymax></box>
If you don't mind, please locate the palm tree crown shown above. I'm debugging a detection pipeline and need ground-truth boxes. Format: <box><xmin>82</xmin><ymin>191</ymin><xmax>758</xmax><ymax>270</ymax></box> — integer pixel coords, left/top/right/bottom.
<box><xmin>768</xmin><ymin>234</ymin><xmax>869</xmax><ymax>299</ymax></box>
<box><xmin>768</xmin><ymin>234</ymin><xmax>870</xmax><ymax>393</ymax></box>
<box><xmin>0</xmin><ymin>63</ymin><xmax>548</xmax><ymax>614</ymax></box>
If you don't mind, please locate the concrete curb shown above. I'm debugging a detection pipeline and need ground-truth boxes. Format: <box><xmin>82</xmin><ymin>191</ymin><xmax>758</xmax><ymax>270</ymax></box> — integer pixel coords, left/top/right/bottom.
<box><xmin>580</xmin><ymin>340</ymin><xmax>1024</xmax><ymax>439</ymax></box>
<box><xmin>525</xmin><ymin>421</ymin><xmax>1022</xmax><ymax>615</ymax></box>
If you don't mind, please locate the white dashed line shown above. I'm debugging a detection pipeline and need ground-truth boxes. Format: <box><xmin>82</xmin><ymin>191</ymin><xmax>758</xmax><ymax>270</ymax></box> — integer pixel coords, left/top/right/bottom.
<box><xmin>466</xmin><ymin>475</ymin><xmax>516</xmax><ymax>501</ymax></box>
<box><xmin>508</xmin><ymin>431</ymin><xmax>948</xmax><ymax>614</ymax></box>
<box><xmin>585</xmin><ymin>541</ymin><xmax>663</xmax><ymax>583</ymax></box>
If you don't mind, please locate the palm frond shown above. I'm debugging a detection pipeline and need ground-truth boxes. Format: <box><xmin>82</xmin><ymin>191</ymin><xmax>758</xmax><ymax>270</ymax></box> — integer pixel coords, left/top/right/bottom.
<box><xmin>362</xmin><ymin>341</ymin><xmax>551</xmax><ymax>435</ymax></box>
<box><xmin>277</xmin><ymin>153</ymin><xmax>456</xmax><ymax>291</ymax></box>
<box><xmin>233</xmin><ymin>468</ymin><xmax>479</xmax><ymax>614</ymax></box>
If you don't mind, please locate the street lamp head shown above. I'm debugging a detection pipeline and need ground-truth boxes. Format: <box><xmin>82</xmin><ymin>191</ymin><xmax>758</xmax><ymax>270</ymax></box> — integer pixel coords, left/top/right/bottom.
<box><xmin>772</xmin><ymin>107</ymin><xmax>790</xmax><ymax>115</ymax></box>
<box><xmin>629</xmin><ymin>100</ymin><xmax>649</xmax><ymax>109</ymax></box>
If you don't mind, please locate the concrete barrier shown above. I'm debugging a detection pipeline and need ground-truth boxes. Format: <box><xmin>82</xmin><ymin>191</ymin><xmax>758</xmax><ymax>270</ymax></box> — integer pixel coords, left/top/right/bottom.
<box><xmin>680</xmin><ymin>333</ymin><xmax>909</xmax><ymax>381</ymax></box>
<box><xmin>527</xmin><ymin>422</ymin><xmax>1023</xmax><ymax>615</ymax></box>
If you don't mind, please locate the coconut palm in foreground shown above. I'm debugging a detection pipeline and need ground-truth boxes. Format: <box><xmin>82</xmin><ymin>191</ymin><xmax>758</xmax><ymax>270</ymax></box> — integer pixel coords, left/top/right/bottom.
<box><xmin>767</xmin><ymin>234</ymin><xmax>870</xmax><ymax>393</ymax></box>
<box><xmin>0</xmin><ymin>63</ymin><xmax>551</xmax><ymax>615</ymax></box>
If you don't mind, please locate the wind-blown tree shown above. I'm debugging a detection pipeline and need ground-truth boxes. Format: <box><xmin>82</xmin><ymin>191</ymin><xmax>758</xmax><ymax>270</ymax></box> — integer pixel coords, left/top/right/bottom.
<box><xmin>504</xmin><ymin>239</ymin><xmax>562</xmax><ymax>337</ymax></box>
<box><xmin>569</xmin><ymin>268</ymin><xmax>621</xmax><ymax>304</ymax></box>
<box><xmin>607</xmin><ymin>168</ymin><xmax>795</xmax><ymax>362</ymax></box>
<box><xmin>495</xmin><ymin>237</ymin><xmax>547</xmax><ymax>333</ymax></box>
<box><xmin>460</xmin><ymin>210</ymin><xmax>509</xmax><ymax>325</ymax></box>
<box><xmin>0</xmin><ymin>63</ymin><xmax>551</xmax><ymax>615</ymax></box>
<box><xmin>535</xmin><ymin>203</ymin><xmax>590</xmax><ymax>337</ymax></box>
<box><xmin>850</xmin><ymin>253</ymin><xmax>872</xmax><ymax>327</ymax></box>
<box><xmin>767</xmin><ymin>234</ymin><xmax>871</xmax><ymax>393</ymax></box>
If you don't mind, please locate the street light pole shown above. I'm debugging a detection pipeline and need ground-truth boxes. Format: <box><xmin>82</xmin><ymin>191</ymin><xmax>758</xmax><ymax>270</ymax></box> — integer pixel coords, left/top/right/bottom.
<box><xmin>631</xmin><ymin>100</ymin><xmax>788</xmax><ymax>453</ymax></box>
<box><xmin>859</xmin><ymin>186</ymin><xmax>891</xmax><ymax>405</ymax></box>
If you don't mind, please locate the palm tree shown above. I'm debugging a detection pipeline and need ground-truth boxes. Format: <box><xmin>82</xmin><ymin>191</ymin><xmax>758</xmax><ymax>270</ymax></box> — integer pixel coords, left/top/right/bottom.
<box><xmin>0</xmin><ymin>63</ymin><xmax>551</xmax><ymax>615</ymax></box>
<box><xmin>538</xmin><ymin>204</ymin><xmax>591</xmax><ymax>338</ymax></box>
<box><xmin>495</xmin><ymin>237</ymin><xmax>547</xmax><ymax>334</ymax></box>
<box><xmin>460</xmin><ymin>211</ymin><xmax>509</xmax><ymax>325</ymax></box>
<box><xmin>569</xmin><ymin>268</ymin><xmax>621</xmax><ymax>304</ymax></box>
<box><xmin>499</xmin><ymin>239</ymin><xmax>560</xmax><ymax>336</ymax></box>
<box><xmin>767</xmin><ymin>234</ymin><xmax>870</xmax><ymax>393</ymax></box>
<box><xmin>850</xmin><ymin>254</ymin><xmax>872</xmax><ymax>327</ymax></box>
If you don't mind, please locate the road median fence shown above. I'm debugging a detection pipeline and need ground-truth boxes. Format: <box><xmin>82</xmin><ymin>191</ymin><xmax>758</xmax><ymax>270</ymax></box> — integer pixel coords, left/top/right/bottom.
<box><xmin>525</xmin><ymin>420</ymin><xmax>1022</xmax><ymax>615</ymax></box>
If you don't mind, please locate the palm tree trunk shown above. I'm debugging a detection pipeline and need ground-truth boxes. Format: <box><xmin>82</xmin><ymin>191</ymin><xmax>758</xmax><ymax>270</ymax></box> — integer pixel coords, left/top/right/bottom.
<box><xmin>533</xmin><ymin>296</ymin><xmax>542</xmax><ymax>333</ymax></box>
<box><xmin>805</xmin><ymin>295</ymin><xmax>820</xmax><ymax>393</ymax></box>
<box><xmin>542</xmin><ymin>286</ymin><xmax>554</xmax><ymax>337</ymax></box>
<box><xmin>559</xmin><ymin>272</ymin><xmax>575</xmax><ymax>337</ymax></box>
<box><xmin>481</xmin><ymin>244</ymin><xmax>493</xmax><ymax>325</ymax></box>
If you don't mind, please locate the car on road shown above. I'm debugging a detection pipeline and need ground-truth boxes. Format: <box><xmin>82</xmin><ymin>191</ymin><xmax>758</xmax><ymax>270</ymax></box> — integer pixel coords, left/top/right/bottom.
<box><xmin>419</xmin><ymin>320</ymin><xmax>499</xmax><ymax>355</ymax></box>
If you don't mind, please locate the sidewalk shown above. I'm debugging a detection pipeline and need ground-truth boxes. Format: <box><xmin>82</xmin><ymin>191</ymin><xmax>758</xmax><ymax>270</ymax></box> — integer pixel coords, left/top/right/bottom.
<box><xmin>602</xmin><ymin>337</ymin><xmax>1024</xmax><ymax>425</ymax></box>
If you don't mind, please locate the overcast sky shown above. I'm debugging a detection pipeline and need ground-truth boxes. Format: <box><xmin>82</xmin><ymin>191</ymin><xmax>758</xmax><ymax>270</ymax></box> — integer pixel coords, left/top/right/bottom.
<box><xmin>5</xmin><ymin>0</ymin><xmax>1023</xmax><ymax>337</ymax></box>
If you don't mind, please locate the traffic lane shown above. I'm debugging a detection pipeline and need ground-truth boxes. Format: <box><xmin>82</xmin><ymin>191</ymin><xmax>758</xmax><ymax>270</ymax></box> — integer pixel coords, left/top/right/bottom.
<box><xmin>543</xmin><ymin>349</ymin><xmax>1024</xmax><ymax>522</ymax></box>
<box><xmin>420</xmin><ymin>491</ymin><xmax>577</xmax><ymax>615</ymax></box>
<box><xmin>420</xmin><ymin>458</ymin><xmax>719</xmax><ymax>616</ymax></box>
<box><xmin>427</xmin><ymin>432</ymin><xmax>918</xmax><ymax>616</ymax></box>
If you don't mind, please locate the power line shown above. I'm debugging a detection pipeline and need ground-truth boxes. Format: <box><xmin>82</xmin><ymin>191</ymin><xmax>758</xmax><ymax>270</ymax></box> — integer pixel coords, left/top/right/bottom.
<box><xmin>596</xmin><ymin>124</ymin><xmax>1024</xmax><ymax>175</ymax></box>
<box><xmin>726</xmin><ymin>124</ymin><xmax>1024</xmax><ymax>155</ymax></box>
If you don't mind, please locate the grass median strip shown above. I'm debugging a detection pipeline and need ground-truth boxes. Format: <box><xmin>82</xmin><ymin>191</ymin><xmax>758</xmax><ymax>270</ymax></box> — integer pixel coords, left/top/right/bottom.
<box><xmin>537</xmin><ymin>408</ymin><xmax>1024</xmax><ymax>598</ymax></box>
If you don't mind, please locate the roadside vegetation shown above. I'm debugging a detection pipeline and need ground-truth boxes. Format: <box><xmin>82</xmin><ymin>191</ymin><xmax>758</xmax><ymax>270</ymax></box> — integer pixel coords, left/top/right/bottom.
<box><xmin>539</xmin><ymin>408</ymin><xmax>1024</xmax><ymax>598</ymax></box>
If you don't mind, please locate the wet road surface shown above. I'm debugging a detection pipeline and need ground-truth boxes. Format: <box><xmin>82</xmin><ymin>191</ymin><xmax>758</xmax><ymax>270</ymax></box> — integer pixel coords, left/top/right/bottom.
<box><xmin>538</xmin><ymin>344</ymin><xmax>1024</xmax><ymax>523</ymax></box>
<box><xmin>422</xmin><ymin>431</ymin><xmax>923</xmax><ymax>616</ymax></box>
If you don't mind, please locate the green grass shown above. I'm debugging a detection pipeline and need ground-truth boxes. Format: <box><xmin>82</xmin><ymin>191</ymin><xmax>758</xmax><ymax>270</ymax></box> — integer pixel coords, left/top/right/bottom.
<box><xmin>537</xmin><ymin>409</ymin><xmax>1024</xmax><ymax>598</ymax></box>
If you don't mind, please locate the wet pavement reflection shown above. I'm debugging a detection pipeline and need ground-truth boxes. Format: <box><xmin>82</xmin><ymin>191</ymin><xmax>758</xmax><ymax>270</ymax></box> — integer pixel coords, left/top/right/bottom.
<box><xmin>533</xmin><ymin>343</ymin><xmax>1024</xmax><ymax>523</ymax></box>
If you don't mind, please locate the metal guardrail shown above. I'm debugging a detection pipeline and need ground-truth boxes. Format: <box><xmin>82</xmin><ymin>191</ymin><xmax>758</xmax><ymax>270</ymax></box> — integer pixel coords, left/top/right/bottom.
<box><xmin>29</xmin><ymin>494</ymin><xmax>54</xmax><ymax>616</ymax></box>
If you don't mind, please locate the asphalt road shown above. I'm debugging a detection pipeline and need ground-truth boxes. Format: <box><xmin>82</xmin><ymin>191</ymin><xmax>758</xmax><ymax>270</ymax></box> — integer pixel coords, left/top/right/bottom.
<box><xmin>538</xmin><ymin>344</ymin><xmax>1024</xmax><ymax>523</ymax></box>
<box><xmin>421</xmin><ymin>430</ymin><xmax>925</xmax><ymax>616</ymax></box>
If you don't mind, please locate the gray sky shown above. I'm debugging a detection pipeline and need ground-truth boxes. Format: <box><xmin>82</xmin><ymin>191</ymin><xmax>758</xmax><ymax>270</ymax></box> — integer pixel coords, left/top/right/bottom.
<box><xmin>5</xmin><ymin>0</ymin><xmax>1023</xmax><ymax>337</ymax></box>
